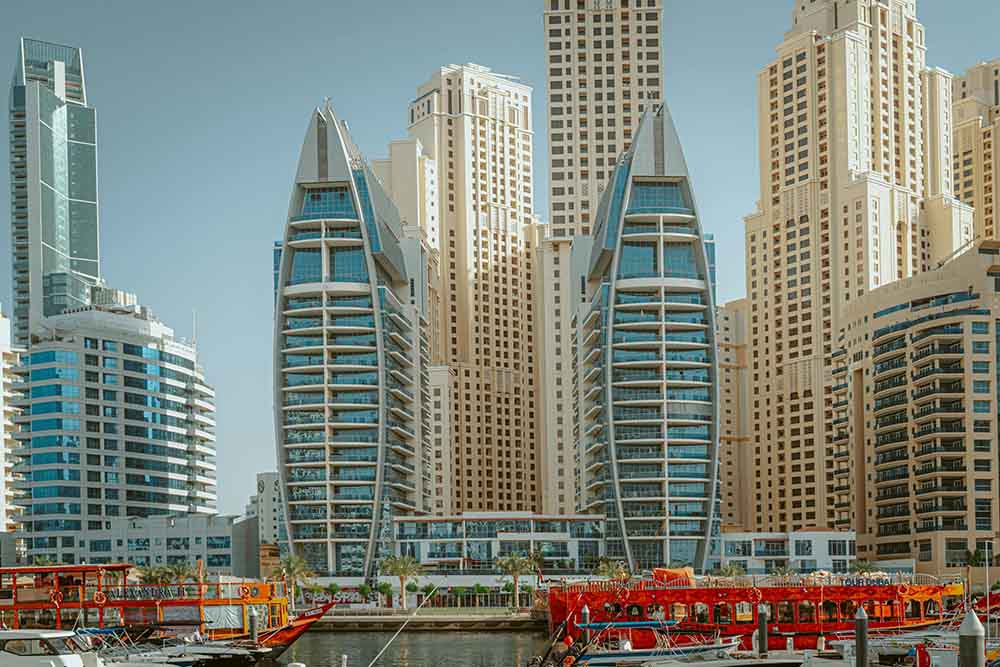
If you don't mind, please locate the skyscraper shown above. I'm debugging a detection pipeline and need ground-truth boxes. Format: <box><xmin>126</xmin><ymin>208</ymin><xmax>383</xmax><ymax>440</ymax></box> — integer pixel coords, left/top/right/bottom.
<box><xmin>274</xmin><ymin>103</ymin><xmax>424</xmax><ymax>577</ymax></box>
<box><xmin>744</xmin><ymin>0</ymin><xmax>973</xmax><ymax>532</ymax></box>
<box><xmin>543</xmin><ymin>0</ymin><xmax>663</xmax><ymax>239</ymax></box>
<box><xmin>9</xmin><ymin>38</ymin><xmax>100</xmax><ymax>346</ymax></box>
<box><xmin>716</xmin><ymin>299</ymin><xmax>751</xmax><ymax>531</ymax></box>
<box><xmin>573</xmin><ymin>103</ymin><xmax>720</xmax><ymax>572</ymax></box>
<box><xmin>953</xmin><ymin>59</ymin><xmax>1000</xmax><ymax>240</ymax></box>
<box><xmin>541</xmin><ymin>0</ymin><xmax>664</xmax><ymax>515</ymax></box>
<box><xmin>407</xmin><ymin>64</ymin><xmax>541</xmax><ymax>513</ymax></box>
<box><xmin>0</xmin><ymin>312</ymin><xmax>23</xmax><ymax>537</ymax></box>
<box><xmin>14</xmin><ymin>301</ymin><xmax>217</xmax><ymax>565</ymax></box>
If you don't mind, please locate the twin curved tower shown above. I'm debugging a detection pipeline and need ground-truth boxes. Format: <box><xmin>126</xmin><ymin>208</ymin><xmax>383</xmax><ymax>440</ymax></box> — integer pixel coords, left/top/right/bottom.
<box><xmin>577</xmin><ymin>104</ymin><xmax>721</xmax><ymax>573</ymax></box>
<box><xmin>273</xmin><ymin>104</ymin><xmax>419</xmax><ymax>578</ymax></box>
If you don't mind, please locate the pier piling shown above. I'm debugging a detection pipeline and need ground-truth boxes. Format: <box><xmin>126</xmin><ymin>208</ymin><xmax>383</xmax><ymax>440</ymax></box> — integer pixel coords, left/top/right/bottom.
<box><xmin>757</xmin><ymin>603</ymin><xmax>768</xmax><ymax>658</ymax></box>
<box><xmin>855</xmin><ymin>606</ymin><xmax>868</xmax><ymax>667</ymax></box>
<box><xmin>960</xmin><ymin>610</ymin><xmax>986</xmax><ymax>667</ymax></box>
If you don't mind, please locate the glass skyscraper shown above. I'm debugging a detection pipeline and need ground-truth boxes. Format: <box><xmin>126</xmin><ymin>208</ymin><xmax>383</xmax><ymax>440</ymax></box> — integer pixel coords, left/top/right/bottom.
<box><xmin>575</xmin><ymin>103</ymin><xmax>721</xmax><ymax>573</ymax></box>
<box><xmin>274</xmin><ymin>103</ymin><xmax>422</xmax><ymax>578</ymax></box>
<box><xmin>9</xmin><ymin>38</ymin><xmax>100</xmax><ymax>346</ymax></box>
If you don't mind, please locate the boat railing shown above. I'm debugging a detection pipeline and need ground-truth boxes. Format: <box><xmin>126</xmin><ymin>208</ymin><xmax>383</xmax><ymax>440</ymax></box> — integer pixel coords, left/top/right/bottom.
<box><xmin>5</xmin><ymin>581</ymin><xmax>285</xmax><ymax>605</ymax></box>
<box><xmin>555</xmin><ymin>572</ymin><xmax>964</xmax><ymax>593</ymax></box>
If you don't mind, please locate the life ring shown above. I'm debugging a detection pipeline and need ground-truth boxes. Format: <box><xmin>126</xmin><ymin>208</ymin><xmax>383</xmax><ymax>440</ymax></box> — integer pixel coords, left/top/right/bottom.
<box><xmin>749</xmin><ymin>588</ymin><xmax>763</xmax><ymax>604</ymax></box>
<box><xmin>239</xmin><ymin>585</ymin><xmax>252</xmax><ymax>600</ymax></box>
<box><xmin>49</xmin><ymin>590</ymin><xmax>64</xmax><ymax>606</ymax></box>
<box><xmin>93</xmin><ymin>591</ymin><xmax>108</xmax><ymax>606</ymax></box>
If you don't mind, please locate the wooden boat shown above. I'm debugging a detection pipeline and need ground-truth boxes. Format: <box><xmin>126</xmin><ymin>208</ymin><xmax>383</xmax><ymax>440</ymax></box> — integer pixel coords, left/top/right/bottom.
<box><xmin>0</xmin><ymin>563</ymin><xmax>330</xmax><ymax>655</ymax></box>
<box><xmin>547</xmin><ymin>568</ymin><xmax>965</xmax><ymax>652</ymax></box>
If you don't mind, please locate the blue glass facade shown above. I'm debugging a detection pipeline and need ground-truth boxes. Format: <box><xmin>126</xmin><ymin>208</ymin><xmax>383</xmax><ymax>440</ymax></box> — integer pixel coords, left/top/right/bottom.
<box><xmin>10</xmin><ymin>38</ymin><xmax>100</xmax><ymax>345</ymax></box>
<box><xmin>275</xmin><ymin>104</ymin><xmax>418</xmax><ymax>578</ymax></box>
<box><xmin>578</xmin><ymin>105</ymin><xmax>720</xmax><ymax>573</ymax></box>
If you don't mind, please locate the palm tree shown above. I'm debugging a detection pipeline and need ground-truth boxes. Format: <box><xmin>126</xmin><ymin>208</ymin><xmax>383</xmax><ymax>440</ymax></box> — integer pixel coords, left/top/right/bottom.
<box><xmin>472</xmin><ymin>582</ymin><xmax>489</xmax><ymax>608</ymax></box>
<box><xmin>326</xmin><ymin>582</ymin><xmax>341</xmax><ymax>600</ymax></box>
<box><xmin>376</xmin><ymin>581</ymin><xmax>394</xmax><ymax>607</ymax></box>
<box><xmin>850</xmin><ymin>560</ymin><xmax>877</xmax><ymax>575</ymax></box>
<box><xmin>496</xmin><ymin>554</ymin><xmax>533</xmax><ymax>611</ymax></box>
<box><xmin>451</xmin><ymin>586</ymin><xmax>467</xmax><ymax>609</ymax></box>
<box><xmin>529</xmin><ymin>550</ymin><xmax>545</xmax><ymax>588</ymax></box>
<box><xmin>593</xmin><ymin>557</ymin><xmax>630</xmax><ymax>581</ymax></box>
<box><xmin>718</xmin><ymin>563</ymin><xmax>746</xmax><ymax>578</ymax></box>
<box><xmin>165</xmin><ymin>562</ymin><xmax>196</xmax><ymax>584</ymax></box>
<box><xmin>380</xmin><ymin>555</ymin><xmax>422</xmax><ymax>610</ymax></box>
<box><xmin>32</xmin><ymin>556</ymin><xmax>57</xmax><ymax>567</ymax></box>
<box><xmin>968</xmin><ymin>550</ymin><xmax>987</xmax><ymax>567</ymax></box>
<box><xmin>136</xmin><ymin>566</ymin><xmax>168</xmax><ymax>585</ymax></box>
<box><xmin>770</xmin><ymin>565</ymin><xmax>796</xmax><ymax>580</ymax></box>
<box><xmin>271</xmin><ymin>555</ymin><xmax>315</xmax><ymax>611</ymax></box>
<box><xmin>420</xmin><ymin>583</ymin><xmax>436</xmax><ymax>607</ymax></box>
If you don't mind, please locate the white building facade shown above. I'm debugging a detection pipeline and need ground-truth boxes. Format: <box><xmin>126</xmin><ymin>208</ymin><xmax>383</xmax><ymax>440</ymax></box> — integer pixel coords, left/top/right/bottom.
<box><xmin>720</xmin><ymin>530</ymin><xmax>857</xmax><ymax>574</ymax></box>
<box><xmin>14</xmin><ymin>304</ymin><xmax>217</xmax><ymax>564</ymax></box>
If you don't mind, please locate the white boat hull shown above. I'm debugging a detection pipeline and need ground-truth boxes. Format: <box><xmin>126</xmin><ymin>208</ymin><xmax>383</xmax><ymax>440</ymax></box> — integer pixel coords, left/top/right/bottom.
<box><xmin>579</xmin><ymin>638</ymin><xmax>741</xmax><ymax>666</ymax></box>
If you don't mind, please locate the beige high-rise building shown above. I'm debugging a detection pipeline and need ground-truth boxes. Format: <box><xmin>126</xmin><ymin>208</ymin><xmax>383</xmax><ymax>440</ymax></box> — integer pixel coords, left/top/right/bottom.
<box><xmin>543</xmin><ymin>0</ymin><xmax>663</xmax><ymax>239</ymax></box>
<box><xmin>953</xmin><ymin>59</ymin><xmax>1000</xmax><ymax>240</ymax></box>
<box><xmin>717</xmin><ymin>300</ymin><xmax>751</xmax><ymax>531</ymax></box>
<box><xmin>541</xmin><ymin>0</ymin><xmax>663</xmax><ymax>515</ymax></box>
<box><xmin>833</xmin><ymin>241</ymin><xmax>1000</xmax><ymax>573</ymax></box>
<box><xmin>407</xmin><ymin>64</ymin><xmax>541</xmax><ymax>513</ymax></box>
<box><xmin>745</xmin><ymin>0</ymin><xmax>973</xmax><ymax>533</ymax></box>
<box><xmin>0</xmin><ymin>312</ymin><xmax>22</xmax><ymax>535</ymax></box>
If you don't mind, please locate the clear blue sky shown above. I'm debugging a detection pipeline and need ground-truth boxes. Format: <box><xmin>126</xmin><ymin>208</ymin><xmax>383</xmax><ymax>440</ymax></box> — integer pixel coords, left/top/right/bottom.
<box><xmin>3</xmin><ymin>1</ymin><xmax>998</xmax><ymax>514</ymax></box>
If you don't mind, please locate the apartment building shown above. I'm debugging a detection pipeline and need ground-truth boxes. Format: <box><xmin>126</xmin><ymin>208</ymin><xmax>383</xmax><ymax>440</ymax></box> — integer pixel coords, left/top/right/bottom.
<box><xmin>716</xmin><ymin>300</ymin><xmax>752</xmax><ymax>531</ymax></box>
<box><xmin>833</xmin><ymin>241</ymin><xmax>1000</xmax><ymax>574</ymax></box>
<box><xmin>573</xmin><ymin>103</ymin><xmax>720</xmax><ymax>572</ymax></box>
<box><xmin>0</xmin><ymin>312</ymin><xmax>23</xmax><ymax>537</ymax></box>
<box><xmin>9</xmin><ymin>38</ymin><xmax>100</xmax><ymax>347</ymax></box>
<box><xmin>407</xmin><ymin>64</ymin><xmax>541</xmax><ymax>514</ymax></box>
<box><xmin>744</xmin><ymin>0</ymin><xmax>973</xmax><ymax>533</ymax></box>
<box><xmin>953</xmin><ymin>59</ymin><xmax>1000</xmax><ymax>240</ymax></box>
<box><xmin>14</xmin><ymin>302</ymin><xmax>217</xmax><ymax>565</ymax></box>
<box><xmin>274</xmin><ymin>102</ymin><xmax>427</xmax><ymax>577</ymax></box>
<box><xmin>541</xmin><ymin>0</ymin><xmax>663</xmax><ymax>516</ymax></box>
<box><xmin>544</xmin><ymin>0</ymin><xmax>663</xmax><ymax>238</ymax></box>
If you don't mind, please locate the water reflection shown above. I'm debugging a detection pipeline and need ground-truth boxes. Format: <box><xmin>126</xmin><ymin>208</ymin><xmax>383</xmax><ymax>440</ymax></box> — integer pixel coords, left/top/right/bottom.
<box><xmin>271</xmin><ymin>631</ymin><xmax>548</xmax><ymax>667</ymax></box>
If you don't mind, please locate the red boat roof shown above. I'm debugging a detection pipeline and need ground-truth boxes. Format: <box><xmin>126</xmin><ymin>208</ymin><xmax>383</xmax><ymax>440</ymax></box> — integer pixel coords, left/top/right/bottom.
<box><xmin>0</xmin><ymin>563</ymin><xmax>133</xmax><ymax>575</ymax></box>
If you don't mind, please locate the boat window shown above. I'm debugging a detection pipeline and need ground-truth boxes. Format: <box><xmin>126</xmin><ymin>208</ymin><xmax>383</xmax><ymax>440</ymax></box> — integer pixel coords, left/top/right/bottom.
<box><xmin>840</xmin><ymin>600</ymin><xmax>857</xmax><ymax>619</ymax></box>
<box><xmin>627</xmin><ymin>604</ymin><xmax>643</xmax><ymax>618</ymax></box>
<box><xmin>692</xmin><ymin>602</ymin><xmax>710</xmax><ymax>623</ymax></box>
<box><xmin>1</xmin><ymin>638</ymin><xmax>59</xmax><ymax>655</ymax></box>
<box><xmin>647</xmin><ymin>604</ymin><xmax>666</xmax><ymax>620</ymax></box>
<box><xmin>821</xmin><ymin>600</ymin><xmax>838</xmax><ymax>623</ymax></box>
<box><xmin>925</xmin><ymin>600</ymin><xmax>940</xmax><ymax>618</ymax></box>
<box><xmin>671</xmin><ymin>603</ymin><xmax>688</xmax><ymax>622</ymax></box>
<box><xmin>760</xmin><ymin>602</ymin><xmax>774</xmax><ymax>621</ymax></box>
<box><xmin>776</xmin><ymin>601</ymin><xmax>794</xmax><ymax>623</ymax></box>
<box><xmin>798</xmin><ymin>601</ymin><xmax>816</xmax><ymax>623</ymax></box>
<box><xmin>734</xmin><ymin>602</ymin><xmax>755</xmax><ymax>624</ymax></box>
<box><xmin>713</xmin><ymin>603</ymin><xmax>732</xmax><ymax>624</ymax></box>
<box><xmin>905</xmin><ymin>600</ymin><xmax>922</xmax><ymax>619</ymax></box>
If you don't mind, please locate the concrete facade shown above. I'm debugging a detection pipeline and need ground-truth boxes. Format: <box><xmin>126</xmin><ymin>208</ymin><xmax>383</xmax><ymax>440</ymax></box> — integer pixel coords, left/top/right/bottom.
<box><xmin>833</xmin><ymin>241</ymin><xmax>1000</xmax><ymax>574</ymax></box>
<box><xmin>720</xmin><ymin>529</ymin><xmax>857</xmax><ymax>574</ymax></box>
<box><xmin>744</xmin><ymin>0</ymin><xmax>973</xmax><ymax>534</ymax></box>
<box><xmin>407</xmin><ymin>64</ymin><xmax>542</xmax><ymax>514</ymax></box>
<box><xmin>953</xmin><ymin>59</ymin><xmax>1000</xmax><ymax>240</ymax></box>
<box><xmin>716</xmin><ymin>300</ymin><xmax>752</xmax><ymax>531</ymax></box>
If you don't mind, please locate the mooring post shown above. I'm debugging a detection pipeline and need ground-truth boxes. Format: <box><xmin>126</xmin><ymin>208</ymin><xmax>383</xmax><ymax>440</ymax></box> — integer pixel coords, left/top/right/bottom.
<box><xmin>248</xmin><ymin>606</ymin><xmax>259</xmax><ymax>645</ymax></box>
<box><xmin>757</xmin><ymin>603</ymin><xmax>769</xmax><ymax>658</ymax></box>
<box><xmin>580</xmin><ymin>604</ymin><xmax>591</xmax><ymax>644</ymax></box>
<box><xmin>960</xmin><ymin>610</ymin><xmax>986</xmax><ymax>667</ymax></box>
<box><xmin>855</xmin><ymin>606</ymin><xmax>869</xmax><ymax>667</ymax></box>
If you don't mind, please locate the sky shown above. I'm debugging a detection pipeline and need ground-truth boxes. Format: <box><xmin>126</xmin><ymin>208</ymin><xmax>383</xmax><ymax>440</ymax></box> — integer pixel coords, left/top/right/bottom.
<box><xmin>3</xmin><ymin>0</ymin><xmax>999</xmax><ymax>514</ymax></box>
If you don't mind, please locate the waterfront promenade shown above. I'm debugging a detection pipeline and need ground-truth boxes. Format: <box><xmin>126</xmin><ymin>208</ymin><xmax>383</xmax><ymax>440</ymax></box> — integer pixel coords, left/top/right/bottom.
<box><xmin>312</xmin><ymin>607</ymin><xmax>547</xmax><ymax>632</ymax></box>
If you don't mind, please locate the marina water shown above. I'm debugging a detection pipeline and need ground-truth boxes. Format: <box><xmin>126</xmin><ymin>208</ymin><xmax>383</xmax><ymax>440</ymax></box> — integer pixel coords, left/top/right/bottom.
<box><xmin>268</xmin><ymin>631</ymin><xmax>548</xmax><ymax>667</ymax></box>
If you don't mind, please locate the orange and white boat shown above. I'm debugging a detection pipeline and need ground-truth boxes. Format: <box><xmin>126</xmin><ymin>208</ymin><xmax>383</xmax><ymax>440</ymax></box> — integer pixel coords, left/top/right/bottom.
<box><xmin>0</xmin><ymin>563</ymin><xmax>331</xmax><ymax>655</ymax></box>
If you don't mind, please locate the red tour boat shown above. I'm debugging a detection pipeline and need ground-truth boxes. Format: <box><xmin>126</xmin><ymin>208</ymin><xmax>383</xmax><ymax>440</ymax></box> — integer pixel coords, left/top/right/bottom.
<box><xmin>547</xmin><ymin>567</ymin><xmax>965</xmax><ymax>652</ymax></box>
